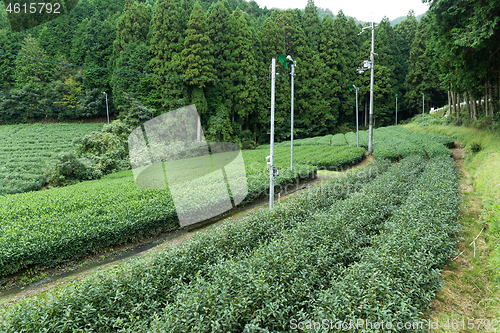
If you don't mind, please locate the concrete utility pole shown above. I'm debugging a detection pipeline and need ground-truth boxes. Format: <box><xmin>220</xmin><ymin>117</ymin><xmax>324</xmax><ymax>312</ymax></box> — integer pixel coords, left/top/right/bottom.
<box><xmin>355</xmin><ymin>86</ymin><xmax>359</xmax><ymax>147</ymax></box>
<box><xmin>269</xmin><ymin>57</ymin><xmax>276</xmax><ymax>210</ymax></box>
<box><xmin>359</xmin><ymin>22</ymin><xmax>376</xmax><ymax>154</ymax></box>
<box><xmin>422</xmin><ymin>92</ymin><xmax>425</xmax><ymax>132</ymax></box>
<box><xmin>368</xmin><ymin>21</ymin><xmax>375</xmax><ymax>155</ymax></box>
<box><xmin>350</xmin><ymin>85</ymin><xmax>360</xmax><ymax>147</ymax></box>
<box><xmin>102</xmin><ymin>91</ymin><xmax>109</xmax><ymax>124</ymax></box>
<box><xmin>395</xmin><ymin>94</ymin><xmax>398</xmax><ymax>125</ymax></box>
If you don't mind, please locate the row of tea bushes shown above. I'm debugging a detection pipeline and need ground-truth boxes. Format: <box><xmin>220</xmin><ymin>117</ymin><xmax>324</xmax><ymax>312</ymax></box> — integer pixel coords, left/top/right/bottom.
<box><xmin>0</xmin><ymin>123</ymin><xmax>103</xmax><ymax>195</ymax></box>
<box><xmin>141</xmin><ymin>157</ymin><xmax>428</xmax><ymax>332</ymax></box>
<box><xmin>0</xmin><ymin>148</ymin><xmax>316</xmax><ymax>276</ymax></box>
<box><xmin>345</xmin><ymin>131</ymin><xmax>369</xmax><ymax>148</ymax></box>
<box><xmin>310</xmin><ymin>156</ymin><xmax>460</xmax><ymax>331</ymax></box>
<box><xmin>256</xmin><ymin>133</ymin><xmax>349</xmax><ymax>150</ymax></box>
<box><xmin>244</xmin><ymin>145</ymin><xmax>365</xmax><ymax>172</ymax></box>
<box><xmin>1</xmin><ymin>144</ymin><xmax>365</xmax><ymax>276</ymax></box>
<box><xmin>0</xmin><ymin>160</ymin><xmax>393</xmax><ymax>331</ymax></box>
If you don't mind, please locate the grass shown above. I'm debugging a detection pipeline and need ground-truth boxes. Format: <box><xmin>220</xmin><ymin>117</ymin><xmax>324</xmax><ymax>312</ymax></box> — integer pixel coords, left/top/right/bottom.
<box><xmin>404</xmin><ymin>123</ymin><xmax>500</xmax><ymax>331</ymax></box>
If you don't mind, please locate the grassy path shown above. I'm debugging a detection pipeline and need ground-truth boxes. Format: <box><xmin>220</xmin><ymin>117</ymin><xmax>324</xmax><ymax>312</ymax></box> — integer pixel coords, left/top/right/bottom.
<box><xmin>405</xmin><ymin>124</ymin><xmax>500</xmax><ymax>332</ymax></box>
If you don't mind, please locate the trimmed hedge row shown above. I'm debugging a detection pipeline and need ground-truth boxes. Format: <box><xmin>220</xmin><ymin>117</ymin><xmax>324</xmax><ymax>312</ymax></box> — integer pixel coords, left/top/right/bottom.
<box><xmin>345</xmin><ymin>131</ymin><xmax>369</xmax><ymax>148</ymax></box>
<box><xmin>310</xmin><ymin>156</ymin><xmax>461</xmax><ymax>332</ymax></box>
<box><xmin>0</xmin><ymin>160</ymin><xmax>393</xmax><ymax>332</ymax></box>
<box><xmin>135</xmin><ymin>156</ymin><xmax>428</xmax><ymax>331</ymax></box>
<box><xmin>331</xmin><ymin>133</ymin><xmax>348</xmax><ymax>146</ymax></box>
<box><xmin>0</xmin><ymin>123</ymin><xmax>103</xmax><ymax>195</ymax></box>
<box><xmin>244</xmin><ymin>145</ymin><xmax>366</xmax><ymax>172</ymax></box>
<box><xmin>256</xmin><ymin>133</ymin><xmax>348</xmax><ymax>149</ymax></box>
<box><xmin>0</xmin><ymin>147</ymin><xmax>318</xmax><ymax>277</ymax></box>
<box><xmin>373</xmin><ymin>127</ymin><xmax>425</xmax><ymax>161</ymax></box>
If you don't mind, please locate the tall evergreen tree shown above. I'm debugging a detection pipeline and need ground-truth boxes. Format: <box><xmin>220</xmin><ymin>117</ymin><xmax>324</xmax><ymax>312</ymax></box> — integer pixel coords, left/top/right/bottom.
<box><xmin>207</xmin><ymin>0</ymin><xmax>231</xmax><ymax>79</ymax></box>
<box><xmin>37</xmin><ymin>15</ymin><xmax>73</xmax><ymax>60</ymax></box>
<box><xmin>394</xmin><ymin>10</ymin><xmax>418</xmax><ymax>109</ymax></box>
<box><xmin>112</xmin><ymin>0</ymin><xmax>151</xmax><ymax>108</ymax></box>
<box><xmin>0</xmin><ymin>28</ymin><xmax>25</xmax><ymax>89</ymax></box>
<box><xmin>225</xmin><ymin>8</ymin><xmax>260</xmax><ymax>138</ymax></box>
<box><xmin>81</xmin><ymin>14</ymin><xmax>116</xmax><ymax>90</ymax></box>
<box><xmin>405</xmin><ymin>15</ymin><xmax>442</xmax><ymax>116</ymax></box>
<box><xmin>260</xmin><ymin>10</ymin><xmax>332</xmax><ymax>140</ymax></box>
<box><xmin>113</xmin><ymin>0</ymin><xmax>150</xmax><ymax>58</ymax></box>
<box><xmin>14</xmin><ymin>34</ymin><xmax>51</xmax><ymax>90</ymax></box>
<box><xmin>181</xmin><ymin>2</ymin><xmax>216</xmax><ymax>116</ymax></box>
<box><xmin>302</xmin><ymin>0</ymin><xmax>321</xmax><ymax>53</ymax></box>
<box><xmin>206</xmin><ymin>0</ymin><xmax>232</xmax><ymax>124</ymax></box>
<box><xmin>395</xmin><ymin>10</ymin><xmax>418</xmax><ymax>73</ymax></box>
<box><xmin>319</xmin><ymin>15</ymin><xmax>341</xmax><ymax>121</ymax></box>
<box><xmin>149</xmin><ymin>0</ymin><xmax>188</xmax><ymax>111</ymax></box>
<box><xmin>70</xmin><ymin>18</ymin><xmax>89</xmax><ymax>66</ymax></box>
<box><xmin>326</xmin><ymin>11</ymin><xmax>359</xmax><ymax>125</ymax></box>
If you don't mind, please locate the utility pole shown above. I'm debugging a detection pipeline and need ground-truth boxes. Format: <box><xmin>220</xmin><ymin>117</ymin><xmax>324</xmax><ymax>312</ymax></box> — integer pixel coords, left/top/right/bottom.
<box><xmin>102</xmin><ymin>91</ymin><xmax>109</xmax><ymax>124</ymax></box>
<box><xmin>368</xmin><ymin>21</ymin><xmax>375</xmax><ymax>155</ymax></box>
<box><xmin>395</xmin><ymin>94</ymin><xmax>398</xmax><ymax>126</ymax></box>
<box><xmin>422</xmin><ymin>92</ymin><xmax>425</xmax><ymax>132</ymax></box>
<box><xmin>289</xmin><ymin>56</ymin><xmax>296</xmax><ymax>171</ymax></box>
<box><xmin>349</xmin><ymin>85</ymin><xmax>359</xmax><ymax>147</ymax></box>
<box><xmin>359</xmin><ymin>22</ymin><xmax>376</xmax><ymax>155</ymax></box>
<box><xmin>269</xmin><ymin>57</ymin><xmax>276</xmax><ymax>210</ymax></box>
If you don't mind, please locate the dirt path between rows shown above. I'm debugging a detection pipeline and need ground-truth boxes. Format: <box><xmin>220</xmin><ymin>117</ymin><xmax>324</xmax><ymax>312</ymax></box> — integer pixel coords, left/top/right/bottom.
<box><xmin>429</xmin><ymin>142</ymin><xmax>497</xmax><ymax>332</ymax></box>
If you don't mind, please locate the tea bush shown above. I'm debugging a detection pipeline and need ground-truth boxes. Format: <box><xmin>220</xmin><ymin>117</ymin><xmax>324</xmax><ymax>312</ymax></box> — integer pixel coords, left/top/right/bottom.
<box><xmin>143</xmin><ymin>157</ymin><xmax>427</xmax><ymax>332</ymax></box>
<box><xmin>0</xmin><ymin>160</ymin><xmax>392</xmax><ymax>331</ymax></box>
<box><xmin>0</xmin><ymin>145</ymin><xmax>367</xmax><ymax>276</ymax></box>
<box><xmin>0</xmin><ymin>123</ymin><xmax>103</xmax><ymax>195</ymax></box>
<box><xmin>331</xmin><ymin>133</ymin><xmax>347</xmax><ymax>146</ymax></box>
<box><xmin>345</xmin><ymin>131</ymin><xmax>368</xmax><ymax>148</ymax></box>
<box><xmin>310</xmin><ymin>156</ymin><xmax>460</xmax><ymax>332</ymax></box>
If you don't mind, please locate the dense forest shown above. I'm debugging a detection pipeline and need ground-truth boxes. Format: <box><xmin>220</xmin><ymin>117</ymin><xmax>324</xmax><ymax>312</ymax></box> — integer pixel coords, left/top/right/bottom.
<box><xmin>0</xmin><ymin>0</ymin><xmax>498</xmax><ymax>147</ymax></box>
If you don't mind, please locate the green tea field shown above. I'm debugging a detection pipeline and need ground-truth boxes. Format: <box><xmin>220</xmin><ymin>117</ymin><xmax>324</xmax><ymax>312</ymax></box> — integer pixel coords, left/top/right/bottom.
<box><xmin>0</xmin><ymin>123</ymin><xmax>103</xmax><ymax>195</ymax></box>
<box><xmin>0</xmin><ymin>123</ymin><xmax>366</xmax><ymax>277</ymax></box>
<box><xmin>0</xmin><ymin>123</ymin><xmax>483</xmax><ymax>332</ymax></box>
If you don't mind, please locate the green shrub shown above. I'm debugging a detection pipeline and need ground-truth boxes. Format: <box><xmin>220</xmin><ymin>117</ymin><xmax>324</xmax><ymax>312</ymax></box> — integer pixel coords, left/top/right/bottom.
<box><xmin>0</xmin><ymin>144</ymin><xmax>366</xmax><ymax>277</ymax></box>
<box><xmin>44</xmin><ymin>151</ymin><xmax>92</xmax><ymax>186</ymax></box>
<box><xmin>468</xmin><ymin>141</ymin><xmax>482</xmax><ymax>153</ymax></box>
<box><xmin>0</xmin><ymin>123</ymin><xmax>103</xmax><ymax>194</ymax></box>
<box><xmin>331</xmin><ymin>133</ymin><xmax>347</xmax><ymax>146</ymax></box>
<box><xmin>145</xmin><ymin>157</ymin><xmax>427</xmax><ymax>332</ymax></box>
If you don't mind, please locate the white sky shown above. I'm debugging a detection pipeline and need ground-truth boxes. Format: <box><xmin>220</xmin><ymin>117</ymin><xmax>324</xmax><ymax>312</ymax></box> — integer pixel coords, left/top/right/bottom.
<box><xmin>253</xmin><ymin>0</ymin><xmax>430</xmax><ymax>23</ymax></box>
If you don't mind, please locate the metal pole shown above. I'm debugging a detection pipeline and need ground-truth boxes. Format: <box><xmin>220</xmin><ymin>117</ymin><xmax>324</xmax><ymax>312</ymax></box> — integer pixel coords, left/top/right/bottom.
<box><xmin>270</xmin><ymin>57</ymin><xmax>276</xmax><ymax>210</ymax></box>
<box><xmin>368</xmin><ymin>21</ymin><xmax>375</xmax><ymax>155</ymax></box>
<box><xmin>395</xmin><ymin>95</ymin><xmax>398</xmax><ymax>126</ymax></box>
<box><xmin>290</xmin><ymin>62</ymin><xmax>294</xmax><ymax>171</ymax></box>
<box><xmin>103</xmin><ymin>92</ymin><xmax>109</xmax><ymax>124</ymax></box>
<box><xmin>422</xmin><ymin>92</ymin><xmax>425</xmax><ymax>132</ymax></box>
<box><xmin>355</xmin><ymin>86</ymin><xmax>359</xmax><ymax>147</ymax></box>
